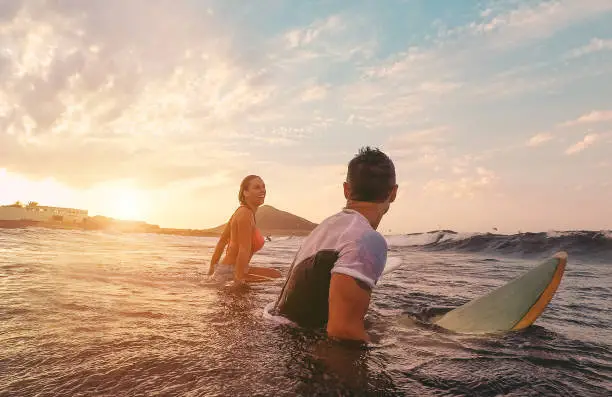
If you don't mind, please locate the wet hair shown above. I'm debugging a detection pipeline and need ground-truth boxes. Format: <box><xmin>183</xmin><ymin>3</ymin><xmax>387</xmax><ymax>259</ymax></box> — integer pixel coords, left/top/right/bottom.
<box><xmin>346</xmin><ymin>146</ymin><xmax>396</xmax><ymax>202</ymax></box>
<box><xmin>238</xmin><ymin>175</ymin><xmax>261</xmax><ymax>204</ymax></box>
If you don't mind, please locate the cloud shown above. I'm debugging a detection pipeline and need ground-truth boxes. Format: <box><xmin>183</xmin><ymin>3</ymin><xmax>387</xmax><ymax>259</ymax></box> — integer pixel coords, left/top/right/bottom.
<box><xmin>0</xmin><ymin>0</ymin><xmax>329</xmax><ymax>189</ymax></box>
<box><xmin>527</xmin><ymin>132</ymin><xmax>554</xmax><ymax>147</ymax></box>
<box><xmin>355</xmin><ymin>1</ymin><xmax>612</xmax><ymax>111</ymax></box>
<box><xmin>418</xmin><ymin>81</ymin><xmax>462</xmax><ymax>94</ymax></box>
<box><xmin>565</xmin><ymin>133</ymin><xmax>599</xmax><ymax>155</ymax></box>
<box><xmin>469</xmin><ymin>71</ymin><xmax>561</xmax><ymax>99</ymax></box>
<box><xmin>567</xmin><ymin>37</ymin><xmax>612</xmax><ymax>58</ymax></box>
<box><xmin>385</xmin><ymin>127</ymin><xmax>450</xmax><ymax>166</ymax></box>
<box><xmin>0</xmin><ymin>127</ymin><xmax>251</xmax><ymax>189</ymax></box>
<box><xmin>1</xmin><ymin>0</ymin><xmax>611</xmax><ymax>233</ymax></box>
<box><xmin>285</xmin><ymin>15</ymin><xmax>344</xmax><ymax>49</ymax></box>
<box><xmin>363</xmin><ymin>47</ymin><xmax>434</xmax><ymax>79</ymax></box>
<box><xmin>343</xmin><ymin>49</ymin><xmax>462</xmax><ymax>127</ymax></box>
<box><xmin>461</xmin><ymin>0</ymin><xmax>612</xmax><ymax>48</ymax></box>
<box><xmin>275</xmin><ymin>12</ymin><xmax>375</xmax><ymax>70</ymax></box>
<box><xmin>423</xmin><ymin>167</ymin><xmax>498</xmax><ymax>199</ymax></box>
<box><xmin>388</xmin><ymin>126</ymin><xmax>448</xmax><ymax>146</ymax></box>
<box><xmin>480</xmin><ymin>8</ymin><xmax>493</xmax><ymax>18</ymax></box>
<box><xmin>561</xmin><ymin>110</ymin><xmax>612</xmax><ymax>127</ymax></box>
<box><xmin>301</xmin><ymin>84</ymin><xmax>328</xmax><ymax>102</ymax></box>
<box><xmin>384</xmin><ymin>127</ymin><xmax>509</xmax><ymax>190</ymax></box>
<box><xmin>340</xmin><ymin>87</ymin><xmax>425</xmax><ymax>128</ymax></box>
<box><xmin>450</xmin><ymin>154</ymin><xmax>479</xmax><ymax>175</ymax></box>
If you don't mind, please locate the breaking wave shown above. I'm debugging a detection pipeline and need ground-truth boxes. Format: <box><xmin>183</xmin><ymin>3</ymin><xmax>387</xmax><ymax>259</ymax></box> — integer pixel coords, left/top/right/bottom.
<box><xmin>386</xmin><ymin>230</ymin><xmax>612</xmax><ymax>260</ymax></box>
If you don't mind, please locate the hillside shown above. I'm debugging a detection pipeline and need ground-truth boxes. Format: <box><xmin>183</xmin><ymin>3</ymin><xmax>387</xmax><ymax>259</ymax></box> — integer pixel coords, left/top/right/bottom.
<box><xmin>207</xmin><ymin>205</ymin><xmax>318</xmax><ymax>236</ymax></box>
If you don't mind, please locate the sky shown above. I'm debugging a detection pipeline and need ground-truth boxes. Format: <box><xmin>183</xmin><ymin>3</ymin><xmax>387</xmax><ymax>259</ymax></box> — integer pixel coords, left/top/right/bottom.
<box><xmin>1</xmin><ymin>0</ymin><xmax>611</xmax><ymax>234</ymax></box>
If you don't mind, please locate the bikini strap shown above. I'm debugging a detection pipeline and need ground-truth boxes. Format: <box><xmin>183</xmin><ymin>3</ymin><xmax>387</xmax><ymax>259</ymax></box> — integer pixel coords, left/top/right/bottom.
<box><xmin>238</xmin><ymin>204</ymin><xmax>257</xmax><ymax>224</ymax></box>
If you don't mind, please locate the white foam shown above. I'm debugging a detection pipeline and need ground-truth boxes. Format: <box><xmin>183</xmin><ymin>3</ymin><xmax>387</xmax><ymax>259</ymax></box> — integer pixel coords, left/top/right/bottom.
<box><xmin>438</xmin><ymin>232</ymin><xmax>478</xmax><ymax>242</ymax></box>
<box><xmin>385</xmin><ymin>232</ymin><xmax>477</xmax><ymax>247</ymax></box>
<box><xmin>384</xmin><ymin>233</ymin><xmax>442</xmax><ymax>247</ymax></box>
<box><xmin>382</xmin><ymin>256</ymin><xmax>402</xmax><ymax>276</ymax></box>
<box><xmin>270</xmin><ymin>236</ymin><xmax>298</xmax><ymax>241</ymax></box>
<box><xmin>546</xmin><ymin>230</ymin><xmax>575</xmax><ymax>238</ymax></box>
<box><xmin>262</xmin><ymin>301</ymin><xmax>297</xmax><ymax>326</ymax></box>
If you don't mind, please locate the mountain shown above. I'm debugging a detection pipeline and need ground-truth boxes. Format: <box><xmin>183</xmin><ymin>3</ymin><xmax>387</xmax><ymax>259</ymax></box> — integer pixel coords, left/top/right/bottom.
<box><xmin>207</xmin><ymin>205</ymin><xmax>318</xmax><ymax>236</ymax></box>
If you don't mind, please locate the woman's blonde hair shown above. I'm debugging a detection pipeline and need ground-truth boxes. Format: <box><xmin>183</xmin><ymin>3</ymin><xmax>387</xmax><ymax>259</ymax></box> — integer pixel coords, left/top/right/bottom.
<box><xmin>238</xmin><ymin>175</ymin><xmax>261</xmax><ymax>204</ymax></box>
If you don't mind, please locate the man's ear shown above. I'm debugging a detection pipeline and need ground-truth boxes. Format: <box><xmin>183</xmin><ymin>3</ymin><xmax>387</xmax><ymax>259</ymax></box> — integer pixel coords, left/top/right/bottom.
<box><xmin>343</xmin><ymin>181</ymin><xmax>351</xmax><ymax>200</ymax></box>
<box><xmin>388</xmin><ymin>184</ymin><xmax>398</xmax><ymax>203</ymax></box>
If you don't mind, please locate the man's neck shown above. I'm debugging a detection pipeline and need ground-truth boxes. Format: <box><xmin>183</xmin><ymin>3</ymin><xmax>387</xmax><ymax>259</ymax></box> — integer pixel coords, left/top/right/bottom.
<box><xmin>345</xmin><ymin>201</ymin><xmax>384</xmax><ymax>230</ymax></box>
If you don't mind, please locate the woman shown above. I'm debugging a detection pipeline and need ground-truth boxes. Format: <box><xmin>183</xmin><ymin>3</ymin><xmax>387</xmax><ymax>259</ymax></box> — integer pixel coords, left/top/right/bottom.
<box><xmin>208</xmin><ymin>175</ymin><xmax>282</xmax><ymax>283</ymax></box>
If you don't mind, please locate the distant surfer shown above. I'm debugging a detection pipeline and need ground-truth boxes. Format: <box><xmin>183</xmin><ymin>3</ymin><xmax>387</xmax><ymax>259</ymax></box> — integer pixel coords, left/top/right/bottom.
<box><xmin>272</xmin><ymin>147</ymin><xmax>398</xmax><ymax>342</ymax></box>
<box><xmin>208</xmin><ymin>175</ymin><xmax>282</xmax><ymax>283</ymax></box>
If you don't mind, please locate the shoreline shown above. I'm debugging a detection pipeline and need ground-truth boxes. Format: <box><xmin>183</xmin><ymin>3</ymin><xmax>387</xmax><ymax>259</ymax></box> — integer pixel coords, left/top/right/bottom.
<box><xmin>0</xmin><ymin>220</ymin><xmax>312</xmax><ymax>237</ymax></box>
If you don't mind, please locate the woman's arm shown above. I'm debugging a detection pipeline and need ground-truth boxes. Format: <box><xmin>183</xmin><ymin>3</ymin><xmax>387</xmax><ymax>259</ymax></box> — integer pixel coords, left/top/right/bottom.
<box><xmin>208</xmin><ymin>220</ymin><xmax>231</xmax><ymax>275</ymax></box>
<box><xmin>231</xmin><ymin>209</ymin><xmax>254</xmax><ymax>281</ymax></box>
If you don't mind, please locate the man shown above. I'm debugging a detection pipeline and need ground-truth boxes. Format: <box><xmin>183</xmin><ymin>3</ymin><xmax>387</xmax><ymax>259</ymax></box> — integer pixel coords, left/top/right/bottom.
<box><xmin>272</xmin><ymin>146</ymin><xmax>398</xmax><ymax>342</ymax></box>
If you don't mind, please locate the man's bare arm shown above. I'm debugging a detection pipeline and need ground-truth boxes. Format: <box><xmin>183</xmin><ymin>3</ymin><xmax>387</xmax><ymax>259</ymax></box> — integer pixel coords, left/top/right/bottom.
<box><xmin>326</xmin><ymin>273</ymin><xmax>372</xmax><ymax>342</ymax></box>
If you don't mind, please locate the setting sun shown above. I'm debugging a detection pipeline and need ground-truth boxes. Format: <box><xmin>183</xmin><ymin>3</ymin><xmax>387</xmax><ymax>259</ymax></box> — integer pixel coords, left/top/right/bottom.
<box><xmin>100</xmin><ymin>187</ymin><xmax>149</xmax><ymax>221</ymax></box>
<box><xmin>1</xmin><ymin>2</ymin><xmax>611</xmax><ymax>396</ymax></box>
<box><xmin>110</xmin><ymin>189</ymin><xmax>147</xmax><ymax>221</ymax></box>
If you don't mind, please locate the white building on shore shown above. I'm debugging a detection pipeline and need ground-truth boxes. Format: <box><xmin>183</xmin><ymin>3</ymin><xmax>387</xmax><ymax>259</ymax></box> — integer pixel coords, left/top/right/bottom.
<box><xmin>0</xmin><ymin>204</ymin><xmax>88</xmax><ymax>224</ymax></box>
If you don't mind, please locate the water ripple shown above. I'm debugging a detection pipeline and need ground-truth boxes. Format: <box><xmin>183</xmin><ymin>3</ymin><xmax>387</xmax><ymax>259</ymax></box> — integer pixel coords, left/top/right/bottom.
<box><xmin>0</xmin><ymin>228</ymin><xmax>610</xmax><ymax>396</ymax></box>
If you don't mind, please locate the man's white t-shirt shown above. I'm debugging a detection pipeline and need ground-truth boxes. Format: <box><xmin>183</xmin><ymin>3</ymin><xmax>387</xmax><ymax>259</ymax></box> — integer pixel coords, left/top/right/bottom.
<box><xmin>273</xmin><ymin>209</ymin><xmax>388</xmax><ymax>327</ymax></box>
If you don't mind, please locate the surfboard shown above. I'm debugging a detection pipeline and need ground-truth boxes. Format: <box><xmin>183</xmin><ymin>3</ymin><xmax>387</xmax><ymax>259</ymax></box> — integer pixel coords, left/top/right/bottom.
<box><xmin>430</xmin><ymin>251</ymin><xmax>568</xmax><ymax>333</ymax></box>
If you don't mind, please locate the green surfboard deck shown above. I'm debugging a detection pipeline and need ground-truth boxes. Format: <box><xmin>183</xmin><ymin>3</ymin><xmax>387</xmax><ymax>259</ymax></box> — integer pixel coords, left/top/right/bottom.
<box><xmin>431</xmin><ymin>252</ymin><xmax>567</xmax><ymax>334</ymax></box>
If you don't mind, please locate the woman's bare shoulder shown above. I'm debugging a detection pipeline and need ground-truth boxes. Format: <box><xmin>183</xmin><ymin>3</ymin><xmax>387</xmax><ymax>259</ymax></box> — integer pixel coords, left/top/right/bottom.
<box><xmin>231</xmin><ymin>207</ymin><xmax>254</xmax><ymax>223</ymax></box>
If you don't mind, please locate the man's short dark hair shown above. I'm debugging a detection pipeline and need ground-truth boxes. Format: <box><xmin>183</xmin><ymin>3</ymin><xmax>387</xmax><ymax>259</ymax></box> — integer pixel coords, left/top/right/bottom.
<box><xmin>347</xmin><ymin>146</ymin><xmax>396</xmax><ymax>202</ymax></box>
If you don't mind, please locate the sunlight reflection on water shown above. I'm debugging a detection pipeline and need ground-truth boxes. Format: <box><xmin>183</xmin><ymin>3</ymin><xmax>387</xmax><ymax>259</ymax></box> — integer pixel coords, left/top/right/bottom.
<box><xmin>1</xmin><ymin>228</ymin><xmax>610</xmax><ymax>396</ymax></box>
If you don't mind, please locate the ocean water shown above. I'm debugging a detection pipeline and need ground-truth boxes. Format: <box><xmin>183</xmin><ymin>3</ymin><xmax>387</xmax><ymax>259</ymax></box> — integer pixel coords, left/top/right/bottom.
<box><xmin>1</xmin><ymin>228</ymin><xmax>611</xmax><ymax>396</ymax></box>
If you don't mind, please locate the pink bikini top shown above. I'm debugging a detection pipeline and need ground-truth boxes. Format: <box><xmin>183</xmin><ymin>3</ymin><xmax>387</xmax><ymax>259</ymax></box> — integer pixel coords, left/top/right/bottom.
<box><xmin>252</xmin><ymin>227</ymin><xmax>265</xmax><ymax>253</ymax></box>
